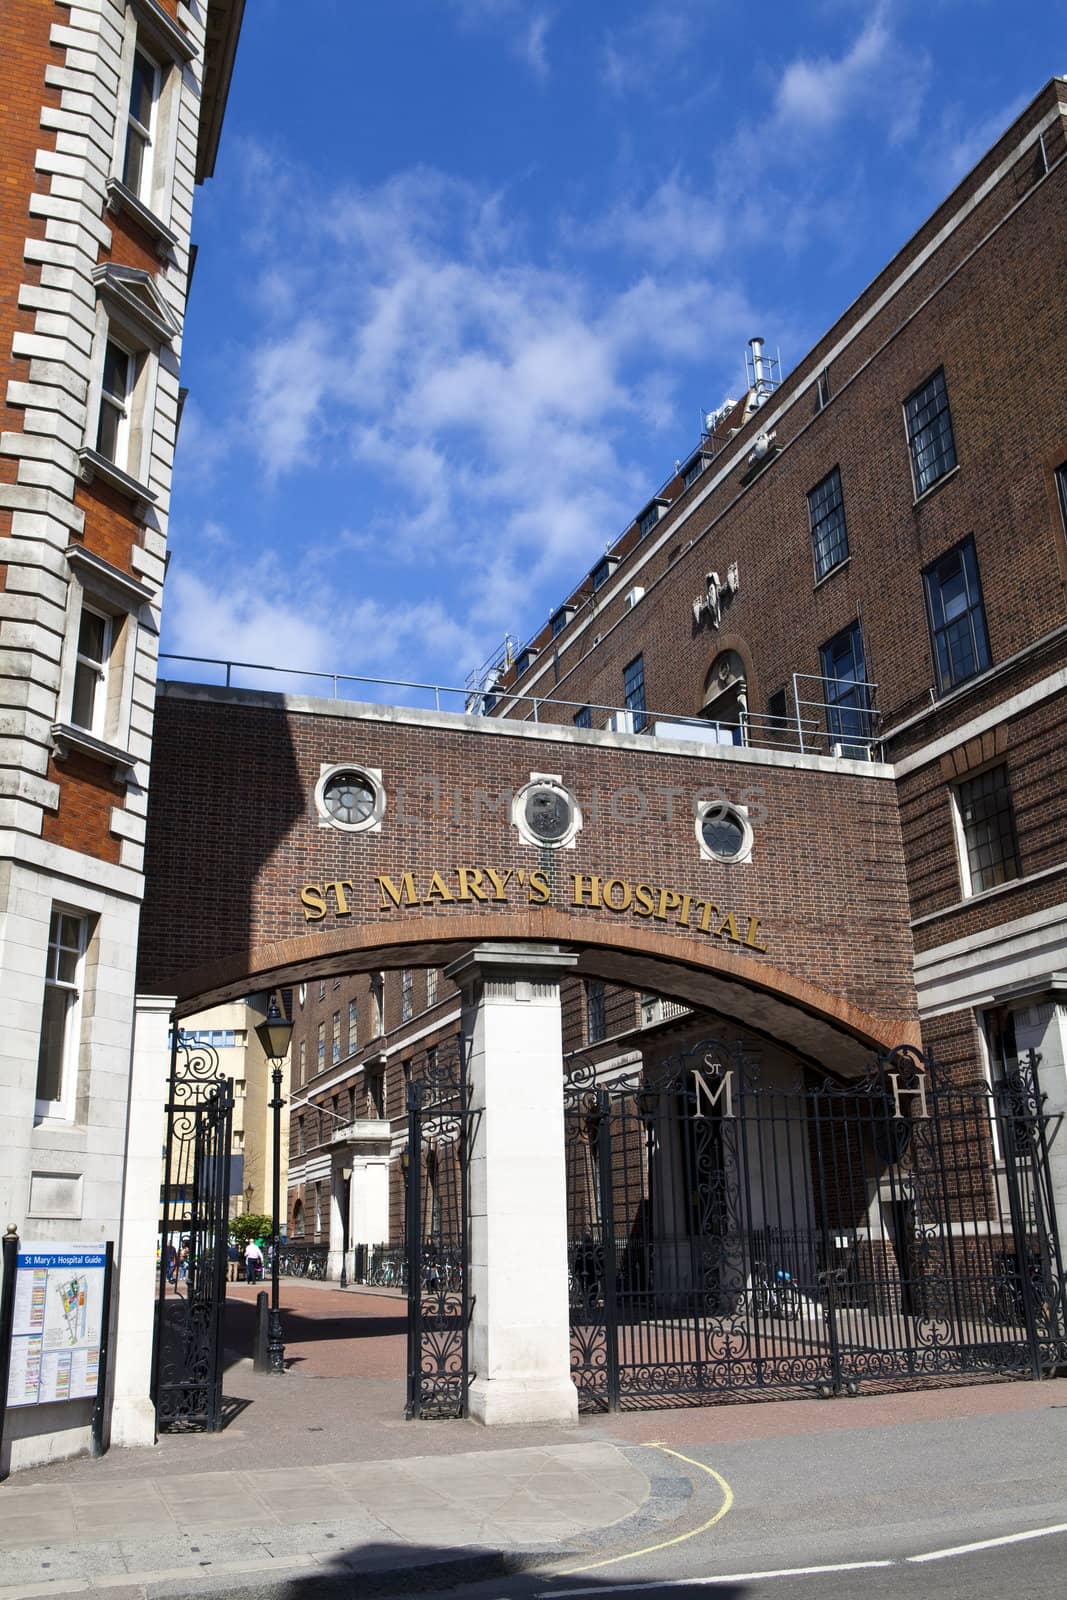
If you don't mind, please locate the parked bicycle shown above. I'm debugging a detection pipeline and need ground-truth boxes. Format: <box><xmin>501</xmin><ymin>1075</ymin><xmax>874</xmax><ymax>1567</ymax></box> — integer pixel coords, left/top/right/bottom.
<box><xmin>751</xmin><ymin>1260</ymin><xmax>801</xmax><ymax>1320</ymax></box>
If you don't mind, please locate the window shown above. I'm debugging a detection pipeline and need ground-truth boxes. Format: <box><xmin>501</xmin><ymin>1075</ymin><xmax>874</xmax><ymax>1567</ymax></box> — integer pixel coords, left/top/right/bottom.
<box><xmin>295</xmin><ymin>1120</ymin><xmax>304</xmax><ymax>1159</ymax></box>
<box><xmin>332</xmin><ymin>1011</ymin><xmax>340</xmax><ymax>1064</ymax></box>
<box><xmin>347</xmin><ymin>998</ymin><xmax>357</xmax><ymax>1050</ymax></box>
<box><xmin>623</xmin><ymin>655</ymin><xmax>647</xmax><ymax>732</ymax></box>
<box><xmin>683</xmin><ymin>455</ymin><xmax>707</xmax><ymax>489</ymax></box>
<box><xmin>639</xmin><ymin>503</ymin><xmax>662</xmax><ymax>537</ymax></box>
<box><xmin>96</xmin><ymin>339</ymin><xmax>137</xmax><ymax>466</ymax></box>
<box><xmin>513</xmin><ymin>647</ymin><xmax>537</xmax><ymax>677</ymax></box>
<box><xmin>551</xmin><ymin>606</ymin><xmax>574</xmax><ymax>638</ymax></box>
<box><xmin>905</xmin><ymin>368</ymin><xmax>956</xmax><ymax>496</ymax></box>
<box><xmin>816</xmin><ymin>368</ymin><xmax>832</xmax><ymax>411</ymax></box>
<box><xmin>923</xmin><ymin>536</ymin><xmax>991</xmax><ymax>694</ymax></box>
<box><xmin>70</xmin><ymin>606</ymin><xmax>114</xmax><ymax>738</ymax></box>
<box><xmin>401</xmin><ymin>969</ymin><xmax>413</xmax><ymax>1023</ymax></box>
<box><xmin>316</xmin><ymin>1021</ymin><xmax>325</xmax><ymax>1071</ymax></box>
<box><xmin>808</xmin><ymin>467</ymin><xmax>849</xmax><ymax>580</ymax></box>
<box><xmin>298</xmin><ymin>1039</ymin><xmax>306</xmax><ymax>1088</ymax></box>
<box><xmin>122</xmin><ymin>47</ymin><xmax>160</xmax><ymax>203</ymax></box>
<box><xmin>293</xmin><ymin>1196</ymin><xmax>304</xmax><ymax>1232</ymax></box>
<box><xmin>591</xmin><ymin>556</ymin><xmax>617</xmax><ymax>592</ymax></box>
<box><xmin>36</xmin><ymin>910</ymin><xmax>88</xmax><ymax>1119</ymax></box>
<box><xmin>367</xmin><ymin>1070</ymin><xmax>385</xmax><ymax>1119</ymax></box>
<box><xmin>574</xmin><ymin>706</ymin><xmax>591</xmax><ymax>729</ymax></box>
<box><xmin>426</xmin><ymin>969</ymin><xmax>438</xmax><ymax>1006</ymax></box>
<box><xmin>333</xmin><ymin>975</ymin><xmax>341</xmax><ymax>990</ymax></box>
<box><xmin>318</xmin><ymin>978</ymin><xmax>326</xmax><ymax>1000</ymax></box>
<box><xmin>585</xmin><ymin>980</ymin><xmax>606</xmax><ymax>1045</ymax></box>
<box><xmin>767</xmin><ymin>688</ymin><xmax>789</xmax><ymax>738</ymax></box>
<box><xmin>1055</xmin><ymin>461</ymin><xmax>1067</xmax><ymax>538</ymax></box>
<box><xmin>371</xmin><ymin>974</ymin><xmax>383</xmax><ymax>1036</ymax></box>
<box><xmin>820</xmin><ymin>622</ymin><xmax>872</xmax><ymax>755</ymax></box>
<box><xmin>82</xmin><ymin>267</ymin><xmax>179</xmax><ymax>506</ymax></box>
<box><xmin>955</xmin><ymin>765</ymin><xmax>1020</xmax><ymax>895</ymax></box>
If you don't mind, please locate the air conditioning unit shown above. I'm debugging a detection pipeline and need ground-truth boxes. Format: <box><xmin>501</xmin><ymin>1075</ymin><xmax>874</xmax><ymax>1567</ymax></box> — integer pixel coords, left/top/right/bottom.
<box><xmin>624</xmin><ymin>586</ymin><xmax>645</xmax><ymax>610</ymax></box>
<box><xmin>607</xmin><ymin>710</ymin><xmax>635</xmax><ymax>734</ymax></box>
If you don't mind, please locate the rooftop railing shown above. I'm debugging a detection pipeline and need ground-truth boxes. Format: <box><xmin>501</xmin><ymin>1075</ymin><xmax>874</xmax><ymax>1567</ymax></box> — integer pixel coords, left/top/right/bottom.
<box><xmin>158</xmin><ymin>654</ymin><xmax>881</xmax><ymax>762</ymax></box>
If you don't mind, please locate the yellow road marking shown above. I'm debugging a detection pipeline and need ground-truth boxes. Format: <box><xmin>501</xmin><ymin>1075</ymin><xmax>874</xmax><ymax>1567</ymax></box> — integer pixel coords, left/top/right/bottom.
<box><xmin>553</xmin><ymin>1442</ymin><xmax>734</xmax><ymax>1577</ymax></box>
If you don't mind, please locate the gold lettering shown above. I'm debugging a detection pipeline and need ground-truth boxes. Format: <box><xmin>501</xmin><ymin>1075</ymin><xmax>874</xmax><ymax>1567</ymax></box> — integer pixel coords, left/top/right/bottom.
<box><xmin>483</xmin><ymin>866</ymin><xmax>513</xmax><ymax>902</ymax></box>
<box><xmin>377</xmin><ymin>872</ymin><xmax>418</xmax><ymax>910</ymax></box>
<box><xmin>677</xmin><ymin>892</ymin><xmax>693</xmax><ymax>928</ymax></box>
<box><xmin>695</xmin><ymin>899</ymin><xmax>720</xmax><ymax>933</ymax></box>
<box><xmin>633</xmin><ymin>883</ymin><xmax>655</xmax><ymax>917</ymax></box>
<box><xmin>300</xmin><ymin>884</ymin><xmax>327</xmax><ymax>922</ymax></box>
<box><xmin>422</xmin><ymin>871</ymin><xmax>456</xmax><ymax>904</ymax></box>
<box><xmin>325</xmin><ymin>880</ymin><xmax>353</xmax><ymax>916</ymax></box>
<box><xmin>456</xmin><ymin>867</ymin><xmax>489</xmax><ymax>902</ymax></box>
<box><xmin>715</xmin><ymin>911</ymin><xmax>742</xmax><ymax>944</ymax></box>
<box><xmin>656</xmin><ymin>888</ymin><xmax>681</xmax><ymax>923</ymax></box>
<box><xmin>528</xmin><ymin>869</ymin><xmax>550</xmax><ymax>904</ymax></box>
<box><xmin>744</xmin><ymin>915</ymin><xmax>768</xmax><ymax>952</ymax></box>
<box><xmin>603</xmin><ymin>878</ymin><xmax>632</xmax><ymax>912</ymax></box>
<box><xmin>692</xmin><ymin>1066</ymin><xmax>735</xmax><ymax>1119</ymax></box>
<box><xmin>572</xmin><ymin>874</ymin><xmax>602</xmax><ymax>908</ymax></box>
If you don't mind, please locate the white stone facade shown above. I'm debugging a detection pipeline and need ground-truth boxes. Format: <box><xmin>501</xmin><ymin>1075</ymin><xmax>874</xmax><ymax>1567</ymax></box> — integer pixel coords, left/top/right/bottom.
<box><xmin>0</xmin><ymin>0</ymin><xmax>231</xmax><ymax>1471</ymax></box>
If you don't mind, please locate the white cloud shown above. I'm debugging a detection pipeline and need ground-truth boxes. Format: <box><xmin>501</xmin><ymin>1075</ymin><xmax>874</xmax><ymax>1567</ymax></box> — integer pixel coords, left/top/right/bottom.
<box><xmin>579</xmin><ymin>172</ymin><xmax>727</xmax><ymax>266</ymax></box>
<box><xmin>774</xmin><ymin>7</ymin><xmax>930</xmax><ymax>143</ymax></box>
<box><xmin>444</xmin><ymin>0</ymin><xmax>554</xmax><ymax>78</ymax></box>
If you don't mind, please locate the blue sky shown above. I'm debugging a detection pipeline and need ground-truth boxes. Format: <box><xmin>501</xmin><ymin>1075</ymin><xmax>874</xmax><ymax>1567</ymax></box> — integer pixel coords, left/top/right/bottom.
<box><xmin>166</xmin><ymin>0</ymin><xmax>1063</xmax><ymax>705</ymax></box>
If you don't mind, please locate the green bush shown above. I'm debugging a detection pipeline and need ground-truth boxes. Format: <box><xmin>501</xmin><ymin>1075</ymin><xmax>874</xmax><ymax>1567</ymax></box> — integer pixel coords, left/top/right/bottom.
<box><xmin>231</xmin><ymin>1213</ymin><xmax>273</xmax><ymax>1249</ymax></box>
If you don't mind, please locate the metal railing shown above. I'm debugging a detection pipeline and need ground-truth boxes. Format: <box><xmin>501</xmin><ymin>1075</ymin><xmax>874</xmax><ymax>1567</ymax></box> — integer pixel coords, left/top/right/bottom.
<box><xmin>351</xmin><ymin>1242</ymin><xmax>407</xmax><ymax>1290</ymax></box>
<box><xmin>159</xmin><ymin>653</ymin><xmax>882</xmax><ymax>762</ymax></box>
<box><xmin>277</xmin><ymin>1242</ymin><xmax>328</xmax><ymax>1280</ymax></box>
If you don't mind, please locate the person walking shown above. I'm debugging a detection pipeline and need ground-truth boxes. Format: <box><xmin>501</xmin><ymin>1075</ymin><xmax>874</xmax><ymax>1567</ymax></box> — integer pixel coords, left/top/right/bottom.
<box><xmin>244</xmin><ymin>1238</ymin><xmax>263</xmax><ymax>1285</ymax></box>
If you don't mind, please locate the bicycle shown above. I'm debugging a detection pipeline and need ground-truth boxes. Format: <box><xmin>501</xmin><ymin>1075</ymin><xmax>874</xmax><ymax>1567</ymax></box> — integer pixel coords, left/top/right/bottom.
<box><xmin>751</xmin><ymin>1260</ymin><xmax>801</xmax><ymax>1319</ymax></box>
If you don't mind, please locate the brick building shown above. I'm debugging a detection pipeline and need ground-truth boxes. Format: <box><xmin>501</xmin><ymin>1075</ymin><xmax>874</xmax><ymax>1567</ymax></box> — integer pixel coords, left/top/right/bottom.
<box><xmin>273</xmin><ymin>77</ymin><xmax>1067</xmax><ymax>1300</ymax></box>
<box><xmin>0</xmin><ymin>1</ymin><xmax>243</xmax><ymax>1469</ymax></box>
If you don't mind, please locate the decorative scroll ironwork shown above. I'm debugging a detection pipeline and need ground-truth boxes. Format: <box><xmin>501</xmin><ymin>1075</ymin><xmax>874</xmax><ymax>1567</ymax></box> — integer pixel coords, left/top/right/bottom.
<box><xmin>152</xmin><ymin>1032</ymin><xmax>233</xmax><ymax>1432</ymax></box>
<box><xmin>566</xmin><ymin>1041</ymin><xmax>1066</xmax><ymax>1411</ymax></box>
<box><xmin>405</xmin><ymin>1043</ymin><xmax>475</xmax><ymax>1419</ymax></box>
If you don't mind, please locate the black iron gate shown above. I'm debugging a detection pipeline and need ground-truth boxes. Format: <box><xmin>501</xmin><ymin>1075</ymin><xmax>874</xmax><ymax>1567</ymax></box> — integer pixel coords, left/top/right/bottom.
<box><xmin>566</xmin><ymin>1041</ymin><xmax>1066</xmax><ymax>1410</ymax></box>
<box><xmin>405</xmin><ymin>1044</ymin><xmax>475</xmax><ymax>1418</ymax></box>
<box><xmin>152</xmin><ymin>1032</ymin><xmax>233</xmax><ymax>1431</ymax></box>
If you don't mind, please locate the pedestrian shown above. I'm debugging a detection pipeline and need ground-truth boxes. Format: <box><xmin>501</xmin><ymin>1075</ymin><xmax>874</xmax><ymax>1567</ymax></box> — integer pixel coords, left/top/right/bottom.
<box><xmin>178</xmin><ymin>1239</ymin><xmax>190</xmax><ymax>1283</ymax></box>
<box><xmin>244</xmin><ymin>1237</ymin><xmax>263</xmax><ymax>1285</ymax></box>
<box><xmin>164</xmin><ymin>1241</ymin><xmax>177</xmax><ymax>1285</ymax></box>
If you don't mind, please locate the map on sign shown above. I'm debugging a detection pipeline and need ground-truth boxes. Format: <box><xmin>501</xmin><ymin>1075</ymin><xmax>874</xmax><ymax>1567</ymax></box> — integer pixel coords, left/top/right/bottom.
<box><xmin>5</xmin><ymin>1245</ymin><xmax>108</xmax><ymax>1408</ymax></box>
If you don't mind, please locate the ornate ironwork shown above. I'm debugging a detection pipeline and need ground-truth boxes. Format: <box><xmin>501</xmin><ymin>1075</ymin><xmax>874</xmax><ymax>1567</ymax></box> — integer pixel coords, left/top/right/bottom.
<box><xmin>405</xmin><ymin>1043</ymin><xmax>475</xmax><ymax>1418</ymax></box>
<box><xmin>566</xmin><ymin>1040</ymin><xmax>1067</xmax><ymax>1411</ymax></box>
<box><xmin>152</xmin><ymin>1032</ymin><xmax>233</xmax><ymax>1431</ymax></box>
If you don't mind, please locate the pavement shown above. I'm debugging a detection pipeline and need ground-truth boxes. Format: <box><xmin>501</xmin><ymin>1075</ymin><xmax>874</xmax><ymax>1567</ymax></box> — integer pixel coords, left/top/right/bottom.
<box><xmin>1</xmin><ymin>1280</ymin><xmax>1065</xmax><ymax>1599</ymax></box>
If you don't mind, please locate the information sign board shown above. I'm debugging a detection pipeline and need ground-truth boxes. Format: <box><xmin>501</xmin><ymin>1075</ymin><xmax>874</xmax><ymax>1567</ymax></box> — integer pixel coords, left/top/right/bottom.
<box><xmin>5</xmin><ymin>1245</ymin><xmax>107</xmax><ymax>1408</ymax></box>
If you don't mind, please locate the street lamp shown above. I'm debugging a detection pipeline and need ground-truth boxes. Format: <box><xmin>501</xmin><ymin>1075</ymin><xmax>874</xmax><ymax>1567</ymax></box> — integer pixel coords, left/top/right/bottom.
<box><xmin>254</xmin><ymin>989</ymin><xmax>293</xmax><ymax>1375</ymax></box>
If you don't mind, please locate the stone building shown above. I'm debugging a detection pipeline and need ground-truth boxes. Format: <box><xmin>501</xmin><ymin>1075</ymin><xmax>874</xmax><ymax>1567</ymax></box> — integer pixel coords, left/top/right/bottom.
<box><xmin>0</xmin><ymin>0</ymin><xmax>243</xmax><ymax>1470</ymax></box>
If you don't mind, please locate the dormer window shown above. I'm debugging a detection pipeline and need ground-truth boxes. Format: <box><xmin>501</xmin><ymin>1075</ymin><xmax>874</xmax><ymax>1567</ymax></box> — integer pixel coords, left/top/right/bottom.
<box><xmin>550</xmin><ymin>604</ymin><xmax>576</xmax><ymax>638</ymax></box>
<box><xmin>639</xmin><ymin>497</ymin><xmax>670</xmax><ymax>537</ymax></box>
<box><xmin>513</xmin><ymin>646</ymin><xmax>538</xmax><ymax>677</ymax></box>
<box><xmin>591</xmin><ymin>556</ymin><xmax>619</xmax><ymax>592</ymax></box>
<box><xmin>682</xmin><ymin>455</ymin><xmax>709</xmax><ymax>490</ymax></box>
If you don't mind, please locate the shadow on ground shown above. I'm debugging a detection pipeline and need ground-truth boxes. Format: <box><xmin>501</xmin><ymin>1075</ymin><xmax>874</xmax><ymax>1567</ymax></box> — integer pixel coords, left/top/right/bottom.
<box><xmin>161</xmin><ymin>1539</ymin><xmax>749</xmax><ymax>1599</ymax></box>
<box><xmin>222</xmin><ymin>1295</ymin><xmax>405</xmax><ymax>1371</ymax></box>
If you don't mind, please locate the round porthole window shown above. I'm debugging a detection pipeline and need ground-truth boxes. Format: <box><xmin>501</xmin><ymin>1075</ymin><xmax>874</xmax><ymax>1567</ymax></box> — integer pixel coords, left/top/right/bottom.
<box><xmin>512</xmin><ymin>774</ymin><xmax>583</xmax><ymax>849</ymax></box>
<box><xmin>525</xmin><ymin>784</ymin><xmax>573</xmax><ymax>843</ymax></box>
<box><xmin>696</xmin><ymin>803</ymin><xmax>752</xmax><ymax>864</ymax></box>
<box><xmin>314</xmin><ymin>764</ymin><xmax>385</xmax><ymax>833</ymax></box>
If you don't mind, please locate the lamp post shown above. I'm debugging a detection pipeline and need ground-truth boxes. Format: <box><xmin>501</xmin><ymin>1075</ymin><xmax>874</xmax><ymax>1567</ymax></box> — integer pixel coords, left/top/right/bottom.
<box><xmin>254</xmin><ymin>990</ymin><xmax>293</xmax><ymax>1376</ymax></box>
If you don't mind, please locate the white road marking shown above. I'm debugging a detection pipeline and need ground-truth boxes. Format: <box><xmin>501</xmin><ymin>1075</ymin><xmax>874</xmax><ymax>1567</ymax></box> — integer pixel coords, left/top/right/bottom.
<box><xmin>543</xmin><ymin>1521</ymin><xmax>1067</xmax><ymax>1596</ymax></box>
<box><xmin>545</xmin><ymin>1560</ymin><xmax>894</xmax><ymax>1596</ymax></box>
<box><xmin>906</xmin><ymin>1521</ymin><xmax>1067</xmax><ymax>1562</ymax></box>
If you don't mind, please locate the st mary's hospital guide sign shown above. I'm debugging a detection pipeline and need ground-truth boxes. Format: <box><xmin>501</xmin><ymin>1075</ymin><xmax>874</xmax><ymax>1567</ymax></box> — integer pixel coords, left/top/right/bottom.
<box><xmin>6</xmin><ymin>1245</ymin><xmax>106</xmax><ymax>1406</ymax></box>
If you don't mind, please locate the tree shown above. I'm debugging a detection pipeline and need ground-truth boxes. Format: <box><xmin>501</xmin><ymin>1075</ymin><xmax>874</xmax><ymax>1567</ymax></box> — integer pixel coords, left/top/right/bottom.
<box><xmin>231</xmin><ymin>1213</ymin><xmax>273</xmax><ymax>1248</ymax></box>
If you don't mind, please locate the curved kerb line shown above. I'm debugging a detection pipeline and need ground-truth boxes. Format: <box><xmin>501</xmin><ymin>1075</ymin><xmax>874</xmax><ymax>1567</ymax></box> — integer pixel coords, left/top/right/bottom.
<box><xmin>552</xmin><ymin>1442</ymin><xmax>734</xmax><ymax>1578</ymax></box>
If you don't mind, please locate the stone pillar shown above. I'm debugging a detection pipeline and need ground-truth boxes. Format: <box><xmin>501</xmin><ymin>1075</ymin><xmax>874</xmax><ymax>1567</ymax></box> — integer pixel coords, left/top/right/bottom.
<box><xmin>110</xmin><ymin>994</ymin><xmax>175</xmax><ymax>1449</ymax></box>
<box><xmin>445</xmin><ymin>943</ymin><xmax>579</xmax><ymax>1427</ymax></box>
<box><xmin>1011</xmin><ymin>983</ymin><xmax>1067</xmax><ymax>1272</ymax></box>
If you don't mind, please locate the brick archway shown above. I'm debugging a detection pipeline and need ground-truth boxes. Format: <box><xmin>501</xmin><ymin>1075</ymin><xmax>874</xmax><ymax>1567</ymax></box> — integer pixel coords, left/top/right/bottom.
<box><xmin>141</xmin><ymin>684</ymin><xmax>919</xmax><ymax>1074</ymax></box>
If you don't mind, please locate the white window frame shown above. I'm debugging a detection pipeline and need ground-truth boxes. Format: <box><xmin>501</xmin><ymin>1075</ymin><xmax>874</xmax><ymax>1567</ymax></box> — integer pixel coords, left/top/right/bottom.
<box><xmin>106</xmin><ymin>2</ymin><xmax>195</xmax><ymax>247</ymax></box>
<box><xmin>122</xmin><ymin>45</ymin><xmax>161</xmax><ymax>207</ymax></box>
<box><xmin>949</xmin><ymin>762</ymin><xmax>1021</xmax><ymax>900</ymax></box>
<box><xmin>53</xmin><ymin>546</ymin><xmax>154</xmax><ymax>780</ymax></box>
<box><xmin>71</xmin><ymin>603</ymin><xmax>113</xmax><ymax>740</ymax></box>
<box><xmin>96</xmin><ymin>334</ymin><xmax>137</xmax><ymax>469</ymax></box>
<box><xmin>35</xmin><ymin>909</ymin><xmax>90</xmax><ymax>1123</ymax></box>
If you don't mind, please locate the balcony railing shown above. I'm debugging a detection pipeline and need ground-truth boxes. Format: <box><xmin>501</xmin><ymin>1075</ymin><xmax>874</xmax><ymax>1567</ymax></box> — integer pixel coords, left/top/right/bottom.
<box><xmin>159</xmin><ymin>655</ymin><xmax>881</xmax><ymax>762</ymax></box>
